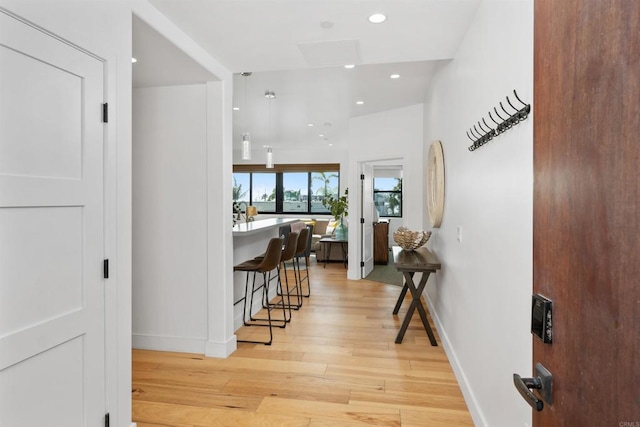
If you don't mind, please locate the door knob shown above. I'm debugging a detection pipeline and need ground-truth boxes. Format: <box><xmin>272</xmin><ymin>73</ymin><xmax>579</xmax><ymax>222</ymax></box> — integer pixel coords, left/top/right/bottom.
<box><xmin>513</xmin><ymin>363</ymin><xmax>553</xmax><ymax>411</ymax></box>
<box><xmin>513</xmin><ymin>373</ymin><xmax>544</xmax><ymax>411</ymax></box>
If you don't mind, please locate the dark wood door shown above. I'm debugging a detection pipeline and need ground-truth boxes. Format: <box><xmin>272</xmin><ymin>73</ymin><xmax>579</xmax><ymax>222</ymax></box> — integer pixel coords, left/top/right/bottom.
<box><xmin>531</xmin><ymin>0</ymin><xmax>640</xmax><ymax>424</ymax></box>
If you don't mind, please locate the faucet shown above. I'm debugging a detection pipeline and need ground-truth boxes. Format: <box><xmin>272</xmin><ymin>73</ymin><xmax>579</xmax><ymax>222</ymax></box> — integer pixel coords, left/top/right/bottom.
<box><xmin>234</xmin><ymin>201</ymin><xmax>249</xmax><ymax>224</ymax></box>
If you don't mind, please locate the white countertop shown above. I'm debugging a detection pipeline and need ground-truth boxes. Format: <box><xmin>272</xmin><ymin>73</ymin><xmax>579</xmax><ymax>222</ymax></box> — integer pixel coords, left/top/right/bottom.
<box><xmin>232</xmin><ymin>217</ymin><xmax>299</xmax><ymax>237</ymax></box>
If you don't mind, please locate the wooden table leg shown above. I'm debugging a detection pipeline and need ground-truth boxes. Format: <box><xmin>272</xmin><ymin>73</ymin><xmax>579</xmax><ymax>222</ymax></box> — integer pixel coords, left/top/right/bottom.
<box><xmin>395</xmin><ymin>271</ymin><xmax>437</xmax><ymax>346</ymax></box>
<box><xmin>392</xmin><ymin>273</ymin><xmax>412</xmax><ymax>314</ymax></box>
<box><xmin>340</xmin><ymin>242</ymin><xmax>347</xmax><ymax>268</ymax></box>
<box><xmin>407</xmin><ymin>272</ymin><xmax>437</xmax><ymax>346</ymax></box>
<box><xmin>323</xmin><ymin>242</ymin><xmax>331</xmax><ymax>268</ymax></box>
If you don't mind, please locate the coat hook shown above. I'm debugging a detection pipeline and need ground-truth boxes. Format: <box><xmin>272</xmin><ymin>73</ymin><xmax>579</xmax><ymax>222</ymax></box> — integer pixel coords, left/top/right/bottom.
<box><xmin>467</xmin><ymin>130</ymin><xmax>477</xmax><ymax>143</ymax></box>
<box><xmin>489</xmin><ymin>111</ymin><xmax>501</xmax><ymax>126</ymax></box>
<box><xmin>467</xmin><ymin>89</ymin><xmax>531</xmax><ymax>152</ymax></box>
<box><xmin>513</xmin><ymin>89</ymin><xmax>528</xmax><ymax>107</ymax></box>
<box><xmin>506</xmin><ymin>96</ymin><xmax>520</xmax><ymax>114</ymax></box>
<box><xmin>479</xmin><ymin>118</ymin><xmax>494</xmax><ymax>134</ymax></box>
<box><xmin>494</xmin><ymin>106</ymin><xmax>508</xmax><ymax>121</ymax></box>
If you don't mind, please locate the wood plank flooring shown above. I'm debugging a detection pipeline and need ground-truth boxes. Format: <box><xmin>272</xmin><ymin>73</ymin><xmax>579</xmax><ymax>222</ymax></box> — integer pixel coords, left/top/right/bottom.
<box><xmin>132</xmin><ymin>259</ymin><xmax>473</xmax><ymax>427</ymax></box>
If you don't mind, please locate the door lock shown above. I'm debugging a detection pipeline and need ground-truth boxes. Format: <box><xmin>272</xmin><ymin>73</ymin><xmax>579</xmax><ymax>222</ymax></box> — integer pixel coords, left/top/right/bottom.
<box><xmin>513</xmin><ymin>363</ymin><xmax>553</xmax><ymax>411</ymax></box>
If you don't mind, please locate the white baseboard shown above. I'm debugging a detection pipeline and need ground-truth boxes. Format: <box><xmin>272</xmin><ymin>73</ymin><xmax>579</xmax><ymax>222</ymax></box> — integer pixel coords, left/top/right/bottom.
<box><xmin>425</xmin><ymin>294</ymin><xmax>488</xmax><ymax>427</ymax></box>
<box><xmin>132</xmin><ymin>333</ymin><xmax>206</xmax><ymax>354</ymax></box>
<box><xmin>205</xmin><ymin>335</ymin><xmax>237</xmax><ymax>358</ymax></box>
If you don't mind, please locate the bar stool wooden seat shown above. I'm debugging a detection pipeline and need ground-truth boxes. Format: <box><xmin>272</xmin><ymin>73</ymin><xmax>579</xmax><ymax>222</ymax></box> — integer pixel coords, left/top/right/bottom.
<box><xmin>233</xmin><ymin>236</ymin><xmax>284</xmax><ymax>345</ymax></box>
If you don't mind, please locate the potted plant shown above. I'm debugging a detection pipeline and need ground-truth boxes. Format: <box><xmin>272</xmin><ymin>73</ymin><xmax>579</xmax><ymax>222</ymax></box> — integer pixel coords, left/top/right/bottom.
<box><xmin>322</xmin><ymin>188</ymin><xmax>348</xmax><ymax>240</ymax></box>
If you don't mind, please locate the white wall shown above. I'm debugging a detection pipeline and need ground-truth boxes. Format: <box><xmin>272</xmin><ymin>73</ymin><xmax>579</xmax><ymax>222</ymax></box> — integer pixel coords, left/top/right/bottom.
<box><xmin>133</xmin><ymin>85</ymin><xmax>209</xmax><ymax>352</ymax></box>
<box><xmin>423</xmin><ymin>1</ymin><xmax>534</xmax><ymax>426</ymax></box>
<box><xmin>131</xmin><ymin>1</ymin><xmax>236</xmax><ymax>360</ymax></box>
<box><xmin>347</xmin><ymin>104</ymin><xmax>424</xmax><ymax>279</ymax></box>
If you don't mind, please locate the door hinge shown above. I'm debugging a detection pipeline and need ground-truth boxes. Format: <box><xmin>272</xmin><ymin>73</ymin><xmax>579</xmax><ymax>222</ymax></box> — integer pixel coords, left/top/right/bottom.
<box><xmin>360</xmin><ymin>218</ymin><xmax>365</xmax><ymax>224</ymax></box>
<box><xmin>360</xmin><ymin>174</ymin><xmax>365</xmax><ymax>180</ymax></box>
<box><xmin>360</xmin><ymin>261</ymin><xmax>365</xmax><ymax>267</ymax></box>
<box><xmin>103</xmin><ymin>259</ymin><xmax>109</xmax><ymax>279</ymax></box>
<box><xmin>105</xmin><ymin>413</ymin><xmax>110</xmax><ymax>427</ymax></box>
<box><xmin>102</xmin><ymin>103</ymin><xmax>108</xmax><ymax>123</ymax></box>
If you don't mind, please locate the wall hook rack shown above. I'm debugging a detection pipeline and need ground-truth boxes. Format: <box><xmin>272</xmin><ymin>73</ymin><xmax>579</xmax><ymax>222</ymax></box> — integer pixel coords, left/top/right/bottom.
<box><xmin>467</xmin><ymin>90</ymin><xmax>530</xmax><ymax>151</ymax></box>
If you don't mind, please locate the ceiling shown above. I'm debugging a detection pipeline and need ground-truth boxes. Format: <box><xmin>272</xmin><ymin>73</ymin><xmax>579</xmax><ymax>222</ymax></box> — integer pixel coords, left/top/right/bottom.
<box><xmin>133</xmin><ymin>0</ymin><xmax>481</xmax><ymax>151</ymax></box>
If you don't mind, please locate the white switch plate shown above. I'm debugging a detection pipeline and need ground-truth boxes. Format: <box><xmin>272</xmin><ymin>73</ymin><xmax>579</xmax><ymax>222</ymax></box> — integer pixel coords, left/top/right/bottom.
<box><xmin>456</xmin><ymin>226</ymin><xmax>462</xmax><ymax>243</ymax></box>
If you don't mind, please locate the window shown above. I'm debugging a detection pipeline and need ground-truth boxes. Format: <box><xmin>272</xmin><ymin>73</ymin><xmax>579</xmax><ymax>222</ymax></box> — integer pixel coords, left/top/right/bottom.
<box><xmin>232</xmin><ymin>164</ymin><xmax>339</xmax><ymax>215</ymax></box>
<box><xmin>233</xmin><ymin>173</ymin><xmax>250</xmax><ymax>204</ymax></box>
<box><xmin>251</xmin><ymin>173</ymin><xmax>276</xmax><ymax>212</ymax></box>
<box><xmin>310</xmin><ymin>172</ymin><xmax>339</xmax><ymax>213</ymax></box>
<box><xmin>282</xmin><ymin>172</ymin><xmax>309</xmax><ymax>213</ymax></box>
<box><xmin>374</xmin><ymin>177</ymin><xmax>402</xmax><ymax>217</ymax></box>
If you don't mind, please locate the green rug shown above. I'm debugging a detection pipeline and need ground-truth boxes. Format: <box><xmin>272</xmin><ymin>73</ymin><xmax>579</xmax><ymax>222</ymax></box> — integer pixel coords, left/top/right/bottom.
<box><xmin>365</xmin><ymin>257</ymin><xmax>404</xmax><ymax>287</ymax></box>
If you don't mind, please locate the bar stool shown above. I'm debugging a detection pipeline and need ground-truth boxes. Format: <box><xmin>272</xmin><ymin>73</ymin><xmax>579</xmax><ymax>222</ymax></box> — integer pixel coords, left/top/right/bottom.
<box><xmin>293</xmin><ymin>226</ymin><xmax>311</xmax><ymax>300</ymax></box>
<box><xmin>233</xmin><ymin>236</ymin><xmax>284</xmax><ymax>345</ymax></box>
<box><xmin>263</xmin><ymin>232</ymin><xmax>300</xmax><ymax>319</ymax></box>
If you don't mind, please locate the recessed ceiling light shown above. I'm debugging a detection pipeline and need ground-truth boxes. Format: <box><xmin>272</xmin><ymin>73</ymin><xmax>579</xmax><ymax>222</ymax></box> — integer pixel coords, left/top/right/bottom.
<box><xmin>307</xmin><ymin>123</ymin><xmax>315</xmax><ymax>127</ymax></box>
<box><xmin>318</xmin><ymin>134</ymin><xmax>325</xmax><ymax>138</ymax></box>
<box><xmin>131</xmin><ymin>57</ymin><xmax>138</xmax><ymax>63</ymax></box>
<box><xmin>390</xmin><ymin>74</ymin><xmax>400</xmax><ymax>79</ymax></box>
<box><xmin>328</xmin><ymin>143</ymin><xmax>333</xmax><ymax>147</ymax></box>
<box><xmin>368</xmin><ymin>13</ymin><xmax>386</xmax><ymax>24</ymax></box>
<box><xmin>233</xmin><ymin>107</ymin><xmax>240</xmax><ymax>111</ymax></box>
<box><xmin>344</xmin><ymin>64</ymin><xmax>355</xmax><ymax>69</ymax></box>
<box><xmin>356</xmin><ymin>100</ymin><xmax>364</xmax><ymax>105</ymax></box>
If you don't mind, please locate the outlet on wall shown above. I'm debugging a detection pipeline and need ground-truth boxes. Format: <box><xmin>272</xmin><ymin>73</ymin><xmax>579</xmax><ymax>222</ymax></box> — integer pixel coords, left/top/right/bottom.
<box><xmin>456</xmin><ymin>226</ymin><xmax>463</xmax><ymax>243</ymax></box>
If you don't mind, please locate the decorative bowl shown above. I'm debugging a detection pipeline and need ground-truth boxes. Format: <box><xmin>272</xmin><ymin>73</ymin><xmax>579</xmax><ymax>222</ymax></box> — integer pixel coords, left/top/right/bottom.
<box><xmin>393</xmin><ymin>227</ymin><xmax>431</xmax><ymax>251</ymax></box>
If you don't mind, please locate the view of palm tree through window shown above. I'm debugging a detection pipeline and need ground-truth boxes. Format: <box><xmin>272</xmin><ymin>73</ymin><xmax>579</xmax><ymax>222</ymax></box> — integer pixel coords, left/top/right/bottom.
<box><xmin>232</xmin><ymin>171</ymin><xmax>339</xmax><ymax>214</ymax></box>
<box><xmin>374</xmin><ymin>177</ymin><xmax>402</xmax><ymax>217</ymax></box>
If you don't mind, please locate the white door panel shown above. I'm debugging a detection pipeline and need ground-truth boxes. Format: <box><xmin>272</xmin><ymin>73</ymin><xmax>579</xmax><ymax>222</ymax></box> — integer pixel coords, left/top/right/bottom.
<box><xmin>0</xmin><ymin>11</ymin><xmax>105</xmax><ymax>426</ymax></box>
<box><xmin>361</xmin><ymin>163</ymin><xmax>374</xmax><ymax>277</ymax></box>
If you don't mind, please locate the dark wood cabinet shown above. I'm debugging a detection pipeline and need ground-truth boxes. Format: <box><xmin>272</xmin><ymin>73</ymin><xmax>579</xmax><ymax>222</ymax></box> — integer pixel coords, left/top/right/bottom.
<box><xmin>373</xmin><ymin>222</ymin><xmax>389</xmax><ymax>264</ymax></box>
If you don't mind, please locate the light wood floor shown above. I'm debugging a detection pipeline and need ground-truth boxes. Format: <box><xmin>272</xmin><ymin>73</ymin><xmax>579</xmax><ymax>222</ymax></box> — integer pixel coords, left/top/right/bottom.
<box><xmin>132</xmin><ymin>259</ymin><xmax>473</xmax><ymax>427</ymax></box>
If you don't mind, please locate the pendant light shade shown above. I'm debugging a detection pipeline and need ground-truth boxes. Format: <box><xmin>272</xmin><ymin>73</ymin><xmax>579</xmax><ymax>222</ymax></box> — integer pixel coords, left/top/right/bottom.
<box><xmin>240</xmin><ymin>72</ymin><xmax>252</xmax><ymax>160</ymax></box>
<box><xmin>241</xmin><ymin>133</ymin><xmax>251</xmax><ymax>160</ymax></box>
<box><xmin>266</xmin><ymin>147</ymin><xmax>274</xmax><ymax>168</ymax></box>
<box><xmin>265</xmin><ymin>89</ymin><xmax>276</xmax><ymax>168</ymax></box>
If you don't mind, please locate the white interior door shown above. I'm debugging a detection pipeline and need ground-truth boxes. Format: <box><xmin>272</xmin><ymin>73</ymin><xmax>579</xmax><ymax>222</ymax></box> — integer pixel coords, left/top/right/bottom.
<box><xmin>0</xmin><ymin>11</ymin><xmax>106</xmax><ymax>426</ymax></box>
<box><xmin>360</xmin><ymin>163</ymin><xmax>374</xmax><ymax>277</ymax></box>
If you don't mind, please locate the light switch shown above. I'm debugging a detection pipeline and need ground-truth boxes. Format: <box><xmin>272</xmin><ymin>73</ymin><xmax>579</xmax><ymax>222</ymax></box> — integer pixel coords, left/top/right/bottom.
<box><xmin>456</xmin><ymin>226</ymin><xmax>462</xmax><ymax>243</ymax></box>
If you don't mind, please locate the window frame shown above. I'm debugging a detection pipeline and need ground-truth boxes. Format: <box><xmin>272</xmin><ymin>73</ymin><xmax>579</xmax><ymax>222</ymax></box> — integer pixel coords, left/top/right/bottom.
<box><xmin>233</xmin><ymin>163</ymin><xmax>340</xmax><ymax>215</ymax></box>
<box><xmin>373</xmin><ymin>177</ymin><xmax>403</xmax><ymax>218</ymax></box>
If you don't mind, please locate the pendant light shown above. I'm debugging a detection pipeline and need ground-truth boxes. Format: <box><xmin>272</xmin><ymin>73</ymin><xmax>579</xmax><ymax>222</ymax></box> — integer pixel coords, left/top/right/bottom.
<box><xmin>266</xmin><ymin>147</ymin><xmax>273</xmax><ymax>168</ymax></box>
<box><xmin>240</xmin><ymin>72</ymin><xmax>252</xmax><ymax>160</ymax></box>
<box><xmin>265</xmin><ymin>90</ymin><xmax>276</xmax><ymax>168</ymax></box>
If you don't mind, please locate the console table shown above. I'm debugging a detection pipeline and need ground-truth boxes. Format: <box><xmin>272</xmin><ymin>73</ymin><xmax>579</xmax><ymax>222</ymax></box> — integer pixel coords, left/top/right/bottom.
<box><xmin>392</xmin><ymin>246</ymin><xmax>441</xmax><ymax>345</ymax></box>
<box><xmin>318</xmin><ymin>237</ymin><xmax>348</xmax><ymax>268</ymax></box>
